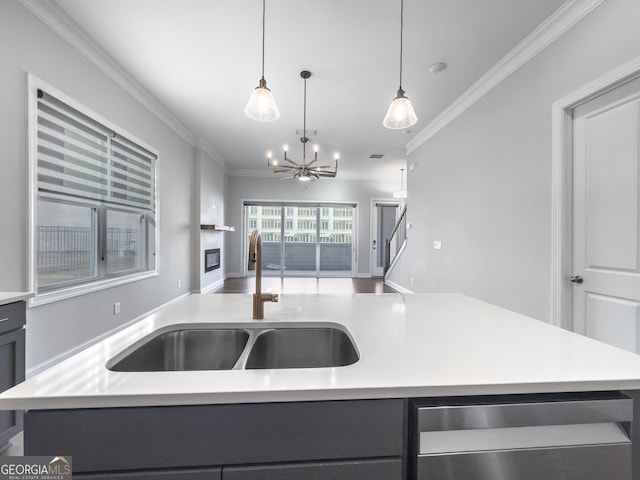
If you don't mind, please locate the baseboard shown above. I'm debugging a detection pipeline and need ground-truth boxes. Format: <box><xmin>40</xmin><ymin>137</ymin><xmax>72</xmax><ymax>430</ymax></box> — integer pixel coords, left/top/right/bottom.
<box><xmin>225</xmin><ymin>272</ymin><xmax>243</xmax><ymax>278</ymax></box>
<box><xmin>385</xmin><ymin>279</ymin><xmax>413</xmax><ymax>294</ymax></box>
<box><xmin>26</xmin><ymin>291</ymin><xmax>193</xmax><ymax>378</ymax></box>
<box><xmin>200</xmin><ymin>278</ymin><xmax>225</xmax><ymax>294</ymax></box>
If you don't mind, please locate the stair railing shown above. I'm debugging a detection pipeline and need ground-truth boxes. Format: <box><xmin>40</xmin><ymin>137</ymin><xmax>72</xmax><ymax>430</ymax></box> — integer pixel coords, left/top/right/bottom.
<box><xmin>384</xmin><ymin>205</ymin><xmax>407</xmax><ymax>276</ymax></box>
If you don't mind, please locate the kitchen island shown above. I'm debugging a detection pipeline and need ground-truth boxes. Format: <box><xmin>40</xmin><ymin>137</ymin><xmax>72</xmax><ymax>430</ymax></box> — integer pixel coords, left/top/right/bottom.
<box><xmin>2</xmin><ymin>293</ymin><xmax>640</xmax><ymax>479</ymax></box>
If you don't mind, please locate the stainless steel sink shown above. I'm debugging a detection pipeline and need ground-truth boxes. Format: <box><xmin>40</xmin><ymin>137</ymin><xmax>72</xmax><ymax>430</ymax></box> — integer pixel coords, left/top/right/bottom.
<box><xmin>244</xmin><ymin>327</ymin><xmax>359</xmax><ymax>369</ymax></box>
<box><xmin>108</xmin><ymin>328</ymin><xmax>250</xmax><ymax>372</ymax></box>
<box><xmin>107</xmin><ymin>323</ymin><xmax>359</xmax><ymax>372</ymax></box>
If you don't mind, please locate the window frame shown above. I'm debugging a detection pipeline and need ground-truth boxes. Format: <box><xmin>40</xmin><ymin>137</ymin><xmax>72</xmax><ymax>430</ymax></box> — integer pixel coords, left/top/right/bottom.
<box><xmin>28</xmin><ymin>75</ymin><xmax>159</xmax><ymax>306</ymax></box>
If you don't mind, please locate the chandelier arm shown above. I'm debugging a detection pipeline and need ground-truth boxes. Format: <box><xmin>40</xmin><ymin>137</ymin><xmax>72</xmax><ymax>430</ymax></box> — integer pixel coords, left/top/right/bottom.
<box><xmin>273</xmin><ymin>165</ymin><xmax>299</xmax><ymax>171</ymax></box>
<box><xmin>311</xmin><ymin>162</ymin><xmax>337</xmax><ymax>169</ymax></box>
<box><xmin>307</xmin><ymin>158</ymin><xmax>318</xmax><ymax>167</ymax></box>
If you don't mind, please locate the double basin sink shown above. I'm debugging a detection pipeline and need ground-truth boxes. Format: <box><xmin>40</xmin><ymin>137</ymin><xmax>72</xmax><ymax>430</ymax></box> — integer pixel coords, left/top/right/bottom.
<box><xmin>107</xmin><ymin>323</ymin><xmax>359</xmax><ymax>372</ymax></box>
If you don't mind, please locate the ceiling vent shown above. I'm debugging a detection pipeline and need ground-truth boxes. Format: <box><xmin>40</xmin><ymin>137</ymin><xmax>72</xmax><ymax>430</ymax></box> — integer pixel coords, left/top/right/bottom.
<box><xmin>369</xmin><ymin>154</ymin><xmax>384</xmax><ymax>159</ymax></box>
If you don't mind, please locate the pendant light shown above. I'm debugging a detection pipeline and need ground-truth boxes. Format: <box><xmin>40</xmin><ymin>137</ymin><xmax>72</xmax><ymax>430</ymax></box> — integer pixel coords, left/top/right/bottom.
<box><xmin>245</xmin><ymin>0</ymin><xmax>280</xmax><ymax>121</ymax></box>
<box><xmin>383</xmin><ymin>0</ymin><xmax>417</xmax><ymax>129</ymax></box>
<box><xmin>393</xmin><ymin>168</ymin><xmax>407</xmax><ymax>198</ymax></box>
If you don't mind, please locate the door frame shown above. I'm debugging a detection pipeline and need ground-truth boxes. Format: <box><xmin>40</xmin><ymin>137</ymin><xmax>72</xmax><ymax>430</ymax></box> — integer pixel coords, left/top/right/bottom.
<box><xmin>370</xmin><ymin>198</ymin><xmax>401</xmax><ymax>277</ymax></box>
<box><xmin>551</xmin><ymin>56</ymin><xmax>640</xmax><ymax>329</ymax></box>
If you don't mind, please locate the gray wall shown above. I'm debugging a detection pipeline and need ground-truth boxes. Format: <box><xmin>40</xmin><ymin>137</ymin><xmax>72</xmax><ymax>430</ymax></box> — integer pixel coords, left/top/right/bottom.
<box><xmin>0</xmin><ymin>1</ymin><xmax>225</xmax><ymax>370</ymax></box>
<box><xmin>225</xmin><ymin>175</ymin><xmax>397</xmax><ymax>277</ymax></box>
<box><xmin>388</xmin><ymin>0</ymin><xmax>640</xmax><ymax>321</ymax></box>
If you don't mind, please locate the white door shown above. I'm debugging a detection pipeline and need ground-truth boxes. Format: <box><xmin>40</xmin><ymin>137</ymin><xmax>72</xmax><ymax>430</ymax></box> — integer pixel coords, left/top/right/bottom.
<box><xmin>572</xmin><ymin>75</ymin><xmax>640</xmax><ymax>353</ymax></box>
<box><xmin>371</xmin><ymin>201</ymin><xmax>399</xmax><ymax>277</ymax></box>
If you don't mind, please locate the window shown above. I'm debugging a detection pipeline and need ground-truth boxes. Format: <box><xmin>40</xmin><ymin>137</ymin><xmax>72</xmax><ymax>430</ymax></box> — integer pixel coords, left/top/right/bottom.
<box><xmin>333</xmin><ymin>220</ymin><xmax>352</xmax><ymax>231</ymax></box>
<box><xmin>32</xmin><ymin>84</ymin><xmax>157</xmax><ymax>300</ymax></box>
<box><xmin>261</xmin><ymin>219</ymin><xmax>281</xmax><ymax>230</ymax></box>
<box><xmin>333</xmin><ymin>208</ymin><xmax>352</xmax><ymax>217</ymax></box>
<box><xmin>297</xmin><ymin>220</ymin><xmax>316</xmax><ymax>230</ymax></box>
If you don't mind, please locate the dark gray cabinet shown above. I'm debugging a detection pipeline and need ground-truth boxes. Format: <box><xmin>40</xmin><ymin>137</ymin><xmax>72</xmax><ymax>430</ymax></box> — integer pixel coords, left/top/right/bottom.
<box><xmin>0</xmin><ymin>301</ymin><xmax>26</xmax><ymax>453</ymax></box>
<box><xmin>224</xmin><ymin>458</ymin><xmax>402</xmax><ymax>480</ymax></box>
<box><xmin>74</xmin><ymin>468</ymin><xmax>221</xmax><ymax>479</ymax></box>
<box><xmin>25</xmin><ymin>399</ymin><xmax>406</xmax><ymax>478</ymax></box>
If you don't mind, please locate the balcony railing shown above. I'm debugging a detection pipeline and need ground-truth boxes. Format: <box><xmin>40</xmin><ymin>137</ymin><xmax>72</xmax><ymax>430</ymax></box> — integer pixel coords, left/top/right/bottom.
<box><xmin>37</xmin><ymin>226</ymin><xmax>140</xmax><ymax>281</ymax></box>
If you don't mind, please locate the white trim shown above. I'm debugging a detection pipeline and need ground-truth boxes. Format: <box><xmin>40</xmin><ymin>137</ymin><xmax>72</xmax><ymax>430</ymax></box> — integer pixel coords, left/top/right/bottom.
<box><xmin>26</xmin><ymin>291</ymin><xmax>192</xmax><ymax>377</ymax></box>
<box><xmin>406</xmin><ymin>0</ymin><xmax>606</xmax><ymax>154</ymax></box>
<box><xmin>194</xmin><ymin>136</ymin><xmax>226</xmax><ymax>169</ymax></box>
<box><xmin>550</xmin><ymin>56</ymin><xmax>640</xmax><ymax>328</ymax></box>
<box><xmin>228</xmin><ymin>168</ymin><xmax>398</xmax><ymax>182</ymax></box>
<box><xmin>200</xmin><ymin>278</ymin><xmax>225</xmax><ymax>294</ymax></box>
<box><xmin>385</xmin><ymin>279</ymin><xmax>413</xmax><ymax>294</ymax></box>
<box><xmin>18</xmin><ymin>0</ymin><xmax>195</xmax><ymax>146</ymax></box>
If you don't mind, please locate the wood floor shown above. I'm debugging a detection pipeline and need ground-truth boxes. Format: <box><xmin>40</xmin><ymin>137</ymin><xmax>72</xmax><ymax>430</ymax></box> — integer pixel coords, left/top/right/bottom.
<box><xmin>213</xmin><ymin>277</ymin><xmax>398</xmax><ymax>294</ymax></box>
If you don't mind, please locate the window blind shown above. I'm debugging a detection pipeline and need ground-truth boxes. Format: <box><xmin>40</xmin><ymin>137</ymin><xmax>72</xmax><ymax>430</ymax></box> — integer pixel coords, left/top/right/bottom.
<box><xmin>37</xmin><ymin>90</ymin><xmax>156</xmax><ymax>212</ymax></box>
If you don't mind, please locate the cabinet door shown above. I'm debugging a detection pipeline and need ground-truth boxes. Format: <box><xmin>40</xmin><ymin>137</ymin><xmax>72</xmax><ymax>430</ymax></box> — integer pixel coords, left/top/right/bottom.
<box><xmin>224</xmin><ymin>458</ymin><xmax>402</xmax><ymax>480</ymax></box>
<box><xmin>73</xmin><ymin>467</ymin><xmax>221</xmax><ymax>479</ymax></box>
<box><xmin>0</xmin><ymin>327</ymin><xmax>25</xmax><ymax>450</ymax></box>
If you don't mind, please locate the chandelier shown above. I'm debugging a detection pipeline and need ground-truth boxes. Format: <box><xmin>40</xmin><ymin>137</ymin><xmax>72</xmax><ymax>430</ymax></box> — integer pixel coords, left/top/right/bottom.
<box><xmin>267</xmin><ymin>71</ymin><xmax>339</xmax><ymax>181</ymax></box>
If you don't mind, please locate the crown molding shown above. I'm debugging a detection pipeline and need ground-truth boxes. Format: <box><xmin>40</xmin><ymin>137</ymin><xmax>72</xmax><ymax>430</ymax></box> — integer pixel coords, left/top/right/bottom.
<box><xmin>227</xmin><ymin>168</ymin><xmax>397</xmax><ymax>182</ymax></box>
<box><xmin>18</xmin><ymin>0</ymin><xmax>196</xmax><ymax>147</ymax></box>
<box><xmin>194</xmin><ymin>136</ymin><xmax>226</xmax><ymax>168</ymax></box>
<box><xmin>406</xmin><ymin>0</ymin><xmax>606</xmax><ymax>154</ymax></box>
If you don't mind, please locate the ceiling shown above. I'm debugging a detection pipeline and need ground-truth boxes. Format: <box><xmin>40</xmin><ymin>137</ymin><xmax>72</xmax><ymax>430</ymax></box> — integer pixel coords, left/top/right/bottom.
<box><xmin>52</xmin><ymin>0</ymin><xmax>567</xmax><ymax>180</ymax></box>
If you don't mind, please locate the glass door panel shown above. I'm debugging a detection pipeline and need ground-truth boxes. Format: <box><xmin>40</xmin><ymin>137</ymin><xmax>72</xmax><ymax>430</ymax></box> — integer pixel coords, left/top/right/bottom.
<box><xmin>245</xmin><ymin>203</ymin><xmax>355</xmax><ymax>278</ymax></box>
<box><xmin>246</xmin><ymin>205</ymin><xmax>282</xmax><ymax>277</ymax></box>
<box><xmin>319</xmin><ymin>206</ymin><xmax>353</xmax><ymax>276</ymax></box>
<box><xmin>283</xmin><ymin>206</ymin><xmax>317</xmax><ymax>277</ymax></box>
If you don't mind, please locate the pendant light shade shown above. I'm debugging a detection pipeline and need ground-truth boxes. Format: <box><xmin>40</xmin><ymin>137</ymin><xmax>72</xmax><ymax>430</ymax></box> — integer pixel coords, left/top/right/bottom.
<box><xmin>384</xmin><ymin>88</ymin><xmax>417</xmax><ymax>130</ymax></box>
<box><xmin>245</xmin><ymin>77</ymin><xmax>279</xmax><ymax>121</ymax></box>
<box><xmin>383</xmin><ymin>0</ymin><xmax>417</xmax><ymax>129</ymax></box>
<box><xmin>245</xmin><ymin>0</ymin><xmax>279</xmax><ymax>122</ymax></box>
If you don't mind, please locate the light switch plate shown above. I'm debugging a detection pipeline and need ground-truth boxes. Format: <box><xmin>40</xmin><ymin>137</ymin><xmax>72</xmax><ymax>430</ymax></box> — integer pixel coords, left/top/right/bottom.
<box><xmin>434</xmin><ymin>241</ymin><xmax>442</xmax><ymax>250</ymax></box>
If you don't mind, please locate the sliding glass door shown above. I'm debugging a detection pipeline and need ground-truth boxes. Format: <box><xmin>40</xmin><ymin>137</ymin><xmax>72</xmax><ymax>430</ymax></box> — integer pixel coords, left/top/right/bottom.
<box><xmin>245</xmin><ymin>203</ymin><xmax>355</xmax><ymax>277</ymax></box>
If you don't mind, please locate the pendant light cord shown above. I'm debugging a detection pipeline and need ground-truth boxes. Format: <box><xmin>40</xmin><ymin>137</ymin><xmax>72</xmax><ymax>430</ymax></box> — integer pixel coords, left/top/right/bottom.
<box><xmin>261</xmin><ymin>0</ymin><xmax>266</xmax><ymax>79</ymax></box>
<box><xmin>302</xmin><ymin>76</ymin><xmax>307</xmax><ymax>161</ymax></box>
<box><xmin>399</xmin><ymin>0</ymin><xmax>404</xmax><ymax>89</ymax></box>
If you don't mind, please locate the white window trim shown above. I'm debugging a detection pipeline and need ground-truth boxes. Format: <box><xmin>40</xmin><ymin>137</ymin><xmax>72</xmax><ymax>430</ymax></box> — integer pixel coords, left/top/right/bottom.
<box><xmin>27</xmin><ymin>73</ymin><xmax>160</xmax><ymax>307</ymax></box>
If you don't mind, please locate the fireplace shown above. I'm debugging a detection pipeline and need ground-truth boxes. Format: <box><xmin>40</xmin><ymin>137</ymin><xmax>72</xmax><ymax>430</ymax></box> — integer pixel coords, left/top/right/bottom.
<box><xmin>204</xmin><ymin>248</ymin><xmax>220</xmax><ymax>273</ymax></box>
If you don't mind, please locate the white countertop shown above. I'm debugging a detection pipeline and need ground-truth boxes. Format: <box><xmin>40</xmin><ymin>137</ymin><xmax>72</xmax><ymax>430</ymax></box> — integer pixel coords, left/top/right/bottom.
<box><xmin>4</xmin><ymin>293</ymin><xmax>640</xmax><ymax>410</ymax></box>
<box><xmin>0</xmin><ymin>292</ymin><xmax>33</xmax><ymax>306</ymax></box>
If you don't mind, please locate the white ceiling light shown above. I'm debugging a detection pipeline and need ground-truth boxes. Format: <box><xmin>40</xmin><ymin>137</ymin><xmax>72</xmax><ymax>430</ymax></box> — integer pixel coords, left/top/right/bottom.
<box><xmin>244</xmin><ymin>0</ymin><xmax>280</xmax><ymax>122</ymax></box>
<box><xmin>393</xmin><ymin>168</ymin><xmax>407</xmax><ymax>198</ymax></box>
<box><xmin>383</xmin><ymin>0</ymin><xmax>418</xmax><ymax>130</ymax></box>
<box><xmin>267</xmin><ymin>71</ymin><xmax>339</xmax><ymax>181</ymax></box>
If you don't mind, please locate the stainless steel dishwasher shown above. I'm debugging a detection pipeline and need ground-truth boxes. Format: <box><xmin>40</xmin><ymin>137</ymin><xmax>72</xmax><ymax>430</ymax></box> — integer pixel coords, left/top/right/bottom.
<box><xmin>409</xmin><ymin>392</ymin><xmax>633</xmax><ymax>480</ymax></box>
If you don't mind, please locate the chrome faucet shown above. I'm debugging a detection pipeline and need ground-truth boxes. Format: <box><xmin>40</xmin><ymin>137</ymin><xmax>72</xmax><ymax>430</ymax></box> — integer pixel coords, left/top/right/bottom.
<box><xmin>247</xmin><ymin>229</ymin><xmax>278</xmax><ymax>319</ymax></box>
